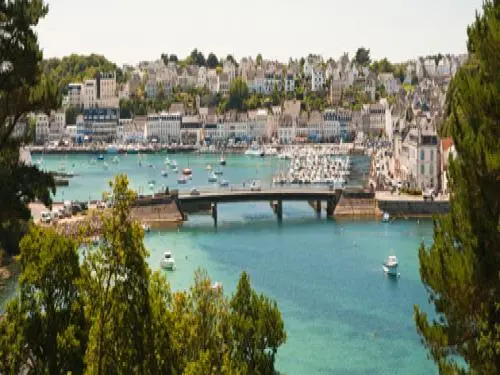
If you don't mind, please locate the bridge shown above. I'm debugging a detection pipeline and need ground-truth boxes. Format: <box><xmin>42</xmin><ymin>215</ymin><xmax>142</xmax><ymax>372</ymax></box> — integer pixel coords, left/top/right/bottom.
<box><xmin>175</xmin><ymin>187</ymin><xmax>343</xmax><ymax>226</ymax></box>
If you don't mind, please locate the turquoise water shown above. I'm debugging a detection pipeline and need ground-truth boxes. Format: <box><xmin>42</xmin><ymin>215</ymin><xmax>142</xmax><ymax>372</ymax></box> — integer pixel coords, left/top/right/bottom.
<box><xmin>18</xmin><ymin>153</ymin><xmax>436</xmax><ymax>374</ymax></box>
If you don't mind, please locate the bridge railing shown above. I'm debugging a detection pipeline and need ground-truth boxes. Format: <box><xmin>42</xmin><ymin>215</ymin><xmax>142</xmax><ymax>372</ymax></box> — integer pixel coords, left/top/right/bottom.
<box><xmin>177</xmin><ymin>183</ymin><xmax>339</xmax><ymax>195</ymax></box>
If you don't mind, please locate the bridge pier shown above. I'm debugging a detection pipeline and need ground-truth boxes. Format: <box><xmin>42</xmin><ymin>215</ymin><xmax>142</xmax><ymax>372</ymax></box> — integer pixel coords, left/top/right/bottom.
<box><xmin>316</xmin><ymin>199</ymin><xmax>322</xmax><ymax>217</ymax></box>
<box><xmin>211</xmin><ymin>202</ymin><xmax>217</xmax><ymax>227</ymax></box>
<box><xmin>326</xmin><ymin>198</ymin><xmax>335</xmax><ymax>218</ymax></box>
<box><xmin>276</xmin><ymin>199</ymin><xmax>283</xmax><ymax>221</ymax></box>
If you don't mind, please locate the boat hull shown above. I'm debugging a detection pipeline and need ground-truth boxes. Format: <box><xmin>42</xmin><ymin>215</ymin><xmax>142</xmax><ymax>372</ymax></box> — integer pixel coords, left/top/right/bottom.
<box><xmin>383</xmin><ymin>264</ymin><xmax>398</xmax><ymax>276</ymax></box>
<box><xmin>160</xmin><ymin>260</ymin><xmax>175</xmax><ymax>270</ymax></box>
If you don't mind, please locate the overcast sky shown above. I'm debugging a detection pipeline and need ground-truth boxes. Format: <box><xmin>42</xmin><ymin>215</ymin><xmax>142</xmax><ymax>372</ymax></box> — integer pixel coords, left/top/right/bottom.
<box><xmin>37</xmin><ymin>0</ymin><xmax>483</xmax><ymax>65</ymax></box>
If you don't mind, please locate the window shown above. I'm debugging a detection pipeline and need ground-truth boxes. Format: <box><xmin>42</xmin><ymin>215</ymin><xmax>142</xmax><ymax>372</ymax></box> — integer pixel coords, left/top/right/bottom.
<box><xmin>421</xmin><ymin>164</ymin><xmax>425</xmax><ymax>175</ymax></box>
<box><xmin>430</xmin><ymin>150</ymin><xmax>434</xmax><ymax>161</ymax></box>
<box><xmin>430</xmin><ymin>164</ymin><xmax>434</xmax><ymax>175</ymax></box>
<box><xmin>420</xmin><ymin>150</ymin><xmax>425</xmax><ymax>161</ymax></box>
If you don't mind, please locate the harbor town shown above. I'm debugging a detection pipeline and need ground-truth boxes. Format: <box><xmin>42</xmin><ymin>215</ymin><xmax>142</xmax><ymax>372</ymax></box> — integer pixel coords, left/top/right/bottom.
<box><xmin>2</xmin><ymin>1</ymin><xmax>498</xmax><ymax>375</ymax></box>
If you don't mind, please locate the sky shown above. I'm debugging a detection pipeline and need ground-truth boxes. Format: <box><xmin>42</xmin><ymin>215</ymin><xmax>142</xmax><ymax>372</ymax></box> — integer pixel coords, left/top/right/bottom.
<box><xmin>37</xmin><ymin>0</ymin><xmax>484</xmax><ymax>65</ymax></box>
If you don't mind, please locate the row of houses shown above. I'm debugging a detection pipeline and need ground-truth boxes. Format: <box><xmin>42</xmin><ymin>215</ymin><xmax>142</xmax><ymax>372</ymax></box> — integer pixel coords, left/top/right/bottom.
<box><xmin>64</xmin><ymin>72</ymin><xmax>119</xmax><ymax>110</ymax></box>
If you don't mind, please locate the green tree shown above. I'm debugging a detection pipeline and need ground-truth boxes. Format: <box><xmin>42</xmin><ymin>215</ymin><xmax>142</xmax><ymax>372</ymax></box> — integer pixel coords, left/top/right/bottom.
<box><xmin>65</xmin><ymin>105</ymin><xmax>80</xmax><ymax>125</ymax></box>
<box><xmin>0</xmin><ymin>0</ymin><xmax>59</xmax><ymax>255</ymax></box>
<box><xmin>227</xmin><ymin>78</ymin><xmax>249</xmax><ymax>111</ymax></box>
<box><xmin>81</xmin><ymin>175</ymin><xmax>155</xmax><ymax>374</ymax></box>
<box><xmin>226</xmin><ymin>54</ymin><xmax>238</xmax><ymax>67</ymax></box>
<box><xmin>0</xmin><ymin>226</ymin><xmax>85</xmax><ymax>374</ymax></box>
<box><xmin>354</xmin><ymin>47</ymin><xmax>371</xmax><ymax>66</ymax></box>
<box><xmin>256</xmin><ymin>54</ymin><xmax>263</xmax><ymax>66</ymax></box>
<box><xmin>207</xmin><ymin>53</ymin><xmax>219</xmax><ymax>69</ymax></box>
<box><xmin>414</xmin><ymin>2</ymin><xmax>500</xmax><ymax>374</ymax></box>
<box><xmin>230</xmin><ymin>272</ymin><xmax>286</xmax><ymax>374</ymax></box>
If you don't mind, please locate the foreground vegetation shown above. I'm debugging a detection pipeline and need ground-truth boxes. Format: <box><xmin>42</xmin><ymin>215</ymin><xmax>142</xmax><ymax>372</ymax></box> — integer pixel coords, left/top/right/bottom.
<box><xmin>414</xmin><ymin>1</ymin><xmax>500</xmax><ymax>373</ymax></box>
<box><xmin>0</xmin><ymin>175</ymin><xmax>286</xmax><ymax>374</ymax></box>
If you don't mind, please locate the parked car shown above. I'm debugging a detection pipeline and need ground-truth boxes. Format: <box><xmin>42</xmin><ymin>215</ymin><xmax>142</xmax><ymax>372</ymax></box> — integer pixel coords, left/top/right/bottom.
<box><xmin>423</xmin><ymin>189</ymin><xmax>435</xmax><ymax>201</ymax></box>
<box><xmin>40</xmin><ymin>211</ymin><xmax>52</xmax><ymax>224</ymax></box>
<box><xmin>250</xmin><ymin>180</ymin><xmax>262</xmax><ymax>191</ymax></box>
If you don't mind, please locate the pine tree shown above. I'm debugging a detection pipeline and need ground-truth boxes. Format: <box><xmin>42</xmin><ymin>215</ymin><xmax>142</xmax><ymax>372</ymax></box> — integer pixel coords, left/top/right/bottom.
<box><xmin>414</xmin><ymin>1</ymin><xmax>500</xmax><ymax>373</ymax></box>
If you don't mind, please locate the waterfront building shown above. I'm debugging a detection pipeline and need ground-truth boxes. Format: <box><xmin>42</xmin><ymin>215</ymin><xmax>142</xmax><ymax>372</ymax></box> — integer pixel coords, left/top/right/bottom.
<box><xmin>395</xmin><ymin>117</ymin><xmax>439</xmax><ymax>190</ymax></box>
<box><xmin>247</xmin><ymin>108</ymin><xmax>268</xmax><ymax>141</ymax></box>
<box><xmin>34</xmin><ymin>113</ymin><xmax>49</xmax><ymax>144</ymax></box>
<box><xmin>48</xmin><ymin>111</ymin><xmax>66</xmax><ymax>142</ymax></box>
<box><xmin>324</xmin><ymin>108</ymin><xmax>353</xmax><ymax>141</ymax></box>
<box><xmin>83</xmin><ymin>107</ymin><xmax>119</xmax><ymax>142</ymax></box>
<box><xmin>278</xmin><ymin>100</ymin><xmax>300</xmax><ymax>144</ymax></box>
<box><xmin>181</xmin><ymin>115</ymin><xmax>202</xmax><ymax>144</ymax></box>
<box><xmin>440</xmin><ymin>137</ymin><xmax>456</xmax><ymax>194</ymax></box>
<box><xmin>146</xmin><ymin>112</ymin><xmax>182</xmax><ymax>142</ymax></box>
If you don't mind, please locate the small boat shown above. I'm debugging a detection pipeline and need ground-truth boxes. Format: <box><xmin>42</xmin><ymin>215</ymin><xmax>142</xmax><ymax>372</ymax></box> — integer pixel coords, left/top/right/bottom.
<box><xmin>142</xmin><ymin>223</ymin><xmax>151</xmax><ymax>233</ymax></box>
<box><xmin>245</xmin><ymin>147</ymin><xmax>264</xmax><ymax>157</ymax></box>
<box><xmin>208</xmin><ymin>172</ymin><xmax>218</xmax><ymax>183</ymax></box>
<box><xmin>89</xmin><ymin>158</ymin><xmax>97</xmax><ymax>165</ymax></box>
<box><xmin>214</xmin><ymin>169</ymin><xmax>223</xmax><ymax>176</ymax></box>
<box><xmin>161</xmin><ymin>170</ymin><xmax>168</xmax><ymax>177</ymax></box>
<box><xmin>97</xmin><ymin>154</ymin><xmax>104</xmax><ymax>161</ymax></box>
<box><xmin>148</xmin><ymin>180</ymin><xmax>156</xmax><ymax>189</ymax></box>
<box><xmin>177</xmin><ymin>176</ymin><xmax>188</xmax><ymax>184</ymax></box>
<box><xmin>182</xmin><ymin>168</ymin><xmax>192</xmax><ymax>176</ymax></box>
<box><xmin>112</xmin><ymin>156</ymin><xmax>120</xmax><ymax>164</ymax></box>
<box><xmin>219</xmin><ymin>156</ymin><xmax>226</xmax><ymax>166</ymax></box>
<box><xmin>172</xmin><ymin>166</ymin><xmax>179</xmax><ymax>173</ymax></box>
<box><xmin>170</xmin><ymin>160</ymin><xmax>178</xmax><ymax>169</ymax></box>
<box><xmin>107</xmin><ymin>145</ymin><xmax>118</xmax><ymax>154</ymax></box>
<box><xmin>219</xmin><ymin>179</ymin><xmax>229</xmax><ymax>187</ymax></box>
<box><xmin>164</xmin><ymin>157</ymin><xmax>171</xmax><ymax>166</ymax></box>
<box><xmin>383</xmin><ymin>255</ymin><xmax>399</xmax><ymax>277</ymax></box>
<box><xmin>382</xmin><ymin>212</ymin><xmax>390</xmax><ymax>222</ymax></box>
<box><xmin>160</xmin><ymin>251</ymin><xmax>175</xmax><ymax>270</ymax></box>
<box><xmin>206</xmin><ymin>164</ymin><xmax>212</xmax><ymax>171</ymax></box>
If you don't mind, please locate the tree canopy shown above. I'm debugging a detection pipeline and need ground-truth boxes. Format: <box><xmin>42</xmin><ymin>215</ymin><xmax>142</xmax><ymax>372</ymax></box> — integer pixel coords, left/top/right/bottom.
<box><xmin>0</xmin><ymin>174</ymin><xmax>287</xmax><ymax>374</ymax></box>
<box><xmin>354</xmin><ymin>47</ymin><xmax>371</xmax><ymax>66</ymax></box>
<box><xmin>414</xmin><ymin>1</ymin><xmax>500</xmax><ymax>373</ymax></box>
<box><xmin>227</xmin><ymin>78</ymin><xmax>249</xmax><ymax>111</ymax></box>
<box><xmin>0</xmin><ymin>0</ymin><xmax>58</xmax><ymax>255</ymax></box>
<box><xmin>206</xmin><ymin>53</ymin><xmax>219</xmax><ymax>68</ymax></box>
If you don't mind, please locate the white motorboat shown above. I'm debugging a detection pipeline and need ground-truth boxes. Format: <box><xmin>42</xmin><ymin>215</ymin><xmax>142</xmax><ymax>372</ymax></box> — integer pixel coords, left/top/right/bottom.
<box><xmin>219</xmin><ymin>179</ymin><xmax>229</xmax><ymax>187</ymax></box>
<box><xmin>383</xmin><ymin>255</ymin><xmax>399</xmax><ymax>276</ymax></box>
<box><xmin>160</xmin><ymin>251</ymin><xmax>175</xmax><ymax>270</ymax></box>
<box><xmin>214</xmin><ymin>169</ymin><xmax>223</xmax><ymax>176</ymax></box>
<box><xmin>164</xmin><ymin>157</ymin><xmax>171</xmax><ymax>166</ymax></box>
<box><xmin>172</xmin><ymin>166</ymin><xmax>179</xmax><ymax>173</ymax></box>
<box><xmin>170</xmin><ymin>160</ymin><xmax>178</xmax><ymax>169</ymax></box>
<box><xmin>161</xmin><ymin>169</ymin><xmax>168</xmax><ymax>177</ymax></box>
<box><xmin>208</xmin><ymin>172</ymin><xmax>218</xmax><ymax>183</ymax></box>
<box><xmin>245</xmin><ymin>147</ymin><xmax>264</xmax><ymax>157</ymax></box>
<box><xmin>219</xmin><ymin>155</ymin><xmax>226</xmax><ymax>165</ymax></box>
<box><xmin>206</xmin><ymin>164</ymin><xmax>212</xmax><ymax>171</ymax></box>
<box><xmin>177</xmin><ymin>176</ymin><xmax>188</xmax><ymax>184</ymax></box>
<box><xmin>211</xmin><ymin>281</ymin><xmax>223</xmax><ymax>291</ymax></box>
<box><xmin>382</xmin><ymin>212</ymin><xmax>390</xmax><ymax>222</ymax></box>
<box><xmin>142</xmin><ymin>223</ymin><xmax>151</xmax><ymax>233</ymax></box>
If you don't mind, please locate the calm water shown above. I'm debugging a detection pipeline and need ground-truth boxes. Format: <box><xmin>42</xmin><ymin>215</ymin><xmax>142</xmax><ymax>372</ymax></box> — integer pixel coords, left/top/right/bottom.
<box><xmin>7</xmin><ymin>153</ymin><xmax>437</xmax><ymax>374</ymax></box>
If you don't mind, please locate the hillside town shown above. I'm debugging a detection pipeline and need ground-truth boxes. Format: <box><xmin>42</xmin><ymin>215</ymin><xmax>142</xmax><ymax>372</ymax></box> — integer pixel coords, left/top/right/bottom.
<box><xmin>20</xmin><ymin>52</ymin><xmax>464</xmax><ymax>195</ymax></box>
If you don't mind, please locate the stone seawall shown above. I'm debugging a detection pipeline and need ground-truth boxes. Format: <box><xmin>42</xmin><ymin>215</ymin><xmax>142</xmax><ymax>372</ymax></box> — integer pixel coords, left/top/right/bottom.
<box><xmin>131</xmin><ymin>200</ymin><xmax>184</xmax><ymax>228</ymax></box>
<box><xmin>377</xmin><ymin>199</ymin><xmax>450</xmax><ymax>217</ymax></box>
<box><xmin>334</xmin><ymin>190</ymin><xmax>380</xmax><ymax>216</ymax></box>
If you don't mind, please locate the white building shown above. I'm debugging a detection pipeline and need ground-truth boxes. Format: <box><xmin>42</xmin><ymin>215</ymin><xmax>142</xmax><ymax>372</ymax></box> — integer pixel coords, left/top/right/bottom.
<box><xmin>247</xmin><ymin>109</ymin><xmax>268</xmax><ymax>140</ymax></box>
<box><xmin>223</xmin><ymin>60</ymin><xmax>236</xmax><ymax>81</ymax></box>
<box><xmin>34</xmin><ymin>113</ymin><xmax>49</xmax><ymax>144</ymax></box>
<box><xmin>197</xmin><ymin>66</ymin><xmax>207</xmax><ymax>88</ymax></box>
<box><xmin>83</xmin><ymin>108</ymin><xmax>119</xmax><ymax>142</ymax></box>
<box><xmin>284</xmin><ymin>72</ymin><xmax>295</xmax><ymax>92</ymax></box>
<box><xmin>146</xmin><ymin>112</ymin><xmax>182</xmax><ymax>142</ymax></box>
<box><xmin>67</xmin><ymin>83</ymin><xmax>83</xmax><ymax>108</ymax></box>
<box><xmin>311</xmin><ymin>67</ymin><xmax>325</xmax><ymax>91</ymax></box>
<box><xmin>48</xmin><ymin>111</ymin><xmax>66</xmax><ymax>142</ymax></box>
<box><xmin>83</xmin><ymin>79</ymin><xmax>98</xmax><ymax>109</ymax></box>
